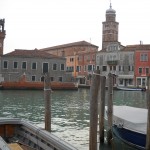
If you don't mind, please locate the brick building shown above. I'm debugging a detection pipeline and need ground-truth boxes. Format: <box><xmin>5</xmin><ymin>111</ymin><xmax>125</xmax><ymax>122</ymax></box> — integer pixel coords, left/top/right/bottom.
<box><xmin>96</xmin><ymin>3</ymin><xmax>150</xmax><ymax>88</ymax></box>
<box><xmin>134</xmin><ymin>45</ymin><xmax>150</xmax><ymax>87</ymax></box>
<box><xmin>39</xmin><ymin>41</ymin><xmax>98</xmax><ymax>84</ymax></box>
<box><xmin>1</xmin><ymin>49</ymin><xmax>71</xmax><ymax>82</ymax></box>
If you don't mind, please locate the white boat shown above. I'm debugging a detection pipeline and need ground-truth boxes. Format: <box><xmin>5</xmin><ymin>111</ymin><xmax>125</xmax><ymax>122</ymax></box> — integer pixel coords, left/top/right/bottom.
<box><xmin>0</xmin><ymin>118</ymin><xmax>77</xmax><ymax>150</ymax></box>
<box><xmin>116</xmin><ymin>86</ymin><xmax>146</xmax><ymax>91</ymax></box>
<box><xmin>105</xmin><ymin>106</ymin><xmax>147</xmax><ymax>149</ymax></box>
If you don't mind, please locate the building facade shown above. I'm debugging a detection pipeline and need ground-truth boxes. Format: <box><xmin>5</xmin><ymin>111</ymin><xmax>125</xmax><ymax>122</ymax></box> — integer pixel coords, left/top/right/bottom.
<box><xmin>96</xmin><ymin>4</ymin><xmax>135</xmax><ymax>87</ymax></box>
<box><xmin>39</xmin><ymin>41</ymin><xmax>98</xmax><ymax>84</ymax></box>
<box><xmin>97</xmin><ymin>3</ymin><xmax>150</xmax><ymax>88</ymax></box>
<box><xmin>1</xmin><ymin>49</ymin><xmax>71</xmax><ymax>82</ymax></box>
<box><xmin>134</xmin><ymin>45</ymin><xmax>150</xmax><ymax>87</ymax></box>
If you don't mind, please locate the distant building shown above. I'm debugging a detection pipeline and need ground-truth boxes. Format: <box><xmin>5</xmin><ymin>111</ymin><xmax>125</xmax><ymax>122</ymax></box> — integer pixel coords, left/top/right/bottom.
<box><xmin>39</xmin><ymin>41</ymin><xmax>98</xmax><ymax>84</ymax></box>
<box><xmin>1</xmin><ymin>49</ymin><xmax>71</xmax><ymax>82</ymax></box>
<box><xmin>96</xmin><ymin>3</ymin><xmax>150</xmax><ymax>87</ymax></box>
<box><xmin>96</xmin><ymin>3</ymin><xmax>133</xmax><ymax>86</ymax></box>
<box><xmin>134</xmin><ymin>45</ymin><xmax>150</xmax><ymax>87</ymax></box>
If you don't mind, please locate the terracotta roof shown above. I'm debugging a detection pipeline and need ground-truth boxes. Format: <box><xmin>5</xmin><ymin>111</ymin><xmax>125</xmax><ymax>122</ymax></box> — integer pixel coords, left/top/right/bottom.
<box><xmin>98</xmin><ymin>44</ymin><xmax>150</xmax><ymax>52</ymax></box>
<box><xmin>3</xmin><ymin>49</ymin><xmax>65</xmax><ymax>59</ymax></box>
<box><xmin>125</xmin><ymin>44</ymin><xmax>150</xmax><ymax>50</ymax></box>
<box><xmin>39</xmin><ymin>41</ymin><xmax>99</xmax><ymax>51</ymax></box>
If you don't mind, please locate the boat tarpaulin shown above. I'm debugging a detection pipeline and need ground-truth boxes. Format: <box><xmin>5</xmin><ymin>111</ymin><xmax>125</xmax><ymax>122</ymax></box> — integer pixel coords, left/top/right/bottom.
<box><xmin>106</xmin><ymin>106</ymin><xmax>147</xmax><ymax>134</ymax></box>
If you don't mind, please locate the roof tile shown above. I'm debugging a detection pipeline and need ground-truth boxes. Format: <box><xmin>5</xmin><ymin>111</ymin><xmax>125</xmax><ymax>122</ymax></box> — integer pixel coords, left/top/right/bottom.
<box><xmin>3</xmin><ymin>49</ymin><xmax>65</xmax><ymax>59</ymax></box>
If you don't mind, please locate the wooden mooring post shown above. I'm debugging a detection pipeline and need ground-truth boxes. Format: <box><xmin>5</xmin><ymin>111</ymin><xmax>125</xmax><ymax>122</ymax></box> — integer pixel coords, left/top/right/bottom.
<box><xmin>99</xmin><ymin>76</ymin><xmax>106</xmax><ymax>143</ymax></box>
<box><xmin>89</xmin><ymin>70</ymin><xmax>101</xmax><ymax>150</ymax></box>
<box><xmin>44</xmin><ymin>73</ymin><xmax>51</xmax><ymax>132</ymax></box>
<box><xmin>107</xmin><ymin>73</ymin><xmax>113</xmax><ymax>145</ymax></box>
<box><xmin>146</xmin><ymin>77</ymin><xmax>150</xmax><ymax>149</ymax></box>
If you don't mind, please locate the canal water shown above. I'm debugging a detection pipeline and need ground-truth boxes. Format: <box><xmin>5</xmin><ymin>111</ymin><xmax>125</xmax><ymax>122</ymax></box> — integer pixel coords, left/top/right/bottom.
<box><xmin>0</xmin><ymin>89</ymin><xmax>147</xmax><ymax>149</ymax></box>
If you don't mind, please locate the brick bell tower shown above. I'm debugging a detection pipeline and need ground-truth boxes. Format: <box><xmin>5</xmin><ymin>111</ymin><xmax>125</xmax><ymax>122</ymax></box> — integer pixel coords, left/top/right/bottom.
<box><xmin>0</xmin><ymin>19</ymin><xmax>6</xmax><ymax>56</ymax></box>
<box><xmin>102</xmin><ymin>3</ymin><xmax>119</xmax><ymax>49</ymax></box>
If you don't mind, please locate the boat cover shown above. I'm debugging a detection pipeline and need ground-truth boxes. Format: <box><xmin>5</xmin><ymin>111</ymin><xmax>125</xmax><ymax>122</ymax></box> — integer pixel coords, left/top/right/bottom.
<box><xmin>106</xmin><ymin>106</ymin><xmax>147</xmax><ymax>134</ymax></box>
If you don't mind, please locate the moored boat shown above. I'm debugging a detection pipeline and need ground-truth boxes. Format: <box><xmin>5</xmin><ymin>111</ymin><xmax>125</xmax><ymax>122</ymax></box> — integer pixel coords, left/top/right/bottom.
<box><xmin>116</xmin><ymin>86</ymin><xmax>146</xmax><ymax>91</ymax></box>
<box><xmin>0</xmin><ymin>118</ymin><xmax>77</xmax><ymax>150</ymax></box>
<box><xmin>105</xmin><ymin>105</ymin><xmax>147</xmax><ymax>149</ymax></box>
<box><xmin>0</xmin><ymin>81</ymin><xmax>78</xmax><ymax>90</ymax></box>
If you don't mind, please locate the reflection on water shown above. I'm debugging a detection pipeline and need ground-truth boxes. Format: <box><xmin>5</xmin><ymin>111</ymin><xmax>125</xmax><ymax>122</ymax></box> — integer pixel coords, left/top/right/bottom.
<box><xmin>113</xmin><ymin>90</ymin><xmax>147</xmax><ymax>108</ymax></box>
<box><xmin>0</xmin><ymin>89</ymin><xmax>147</xmax><ymax>149</ymax></box>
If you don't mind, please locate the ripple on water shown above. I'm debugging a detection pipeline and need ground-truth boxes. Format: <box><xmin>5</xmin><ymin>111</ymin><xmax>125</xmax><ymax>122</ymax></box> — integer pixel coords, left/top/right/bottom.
<box><xmin>0</xmin><ymin>89</ymin><xmax>145</xmax><ymax>150</ymax></box>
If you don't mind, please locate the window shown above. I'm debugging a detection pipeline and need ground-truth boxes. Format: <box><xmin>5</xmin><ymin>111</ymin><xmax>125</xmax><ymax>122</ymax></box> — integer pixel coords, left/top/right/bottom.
<box><xmin>22</xmin><ymin>62</ymin><xmax>27</xmax><ymax>69</ymax></box>
<box><xmin>50</xmin><ymin>77</ymin><xmax>54</xmax><ymax>81</ymax></box>
<box><xmin>79</xmin><ymin>56</ymin><xmax>82</xmax><ymax>61</ymax></box>
<box><xmin>113</xmin><ymin>66</ymin><xmax>116</xmax><ymax>71</ymax></box>
<box><xmin>53</xmin><ymin>63</ymin><xmax>57</xmax><ymax>70</ymax></box>
<box><xmin>139</xmin><ymin>68</ymin><xmax>142</xmax><ymax>74</ymax></box>
<box><xmin>41</xmin><ymin>76</ymin><xmax>44</xmax><ymax>82</ymax></box>
<box><xmin>13</xmin><ymin>62</ymin><xmax>18</xmax><ymax>69</ymax></box>
<box><xmin>110</xmin><ymin>66</ymin><xmax>116</xmax><ymax>71</ymax></box>
<box><xmin>137</xmin><ymin>78</ymin><xmax>141</xmax><ymax>86</ymax></box>
<box><xmin>128</xmin><ymin>79</ymin><xmax>133</xmax><ymax>85</ymax></box>
<box><xmin>60</xmin><ymin>64</ymin><xmax>65</xmax><ymax>71</ymax></box>
<box><xmin>84</xmin><ymin>65</ymin><xmax>86</xmax><ymax>72</ymax></box>
<box><xmin>119</xmin><ymin>66</ymin><xmax>121</xmax><ymax>71</ymax></box>
<box><xmin>70</xmin><ymin>58</ymin><xmax>74</xmax><ymax>62</ymax></box>
<box><xmin>102</xmin><ymin>66</ymin><xmax>107</xmax><ymax>71</ymax></box>
<box><xmin>140</xmin><ymin>53</ymin><xmax>148</xmax><ymax>61</ymax></box>
<box><xmin>87</xmin><ymin>55</ymin><xmax>90</xmax><ymax>61</ymax></box>
<box><xmin>110</xmin><ymin>66</ymin><xmax>112</xmax><ymax>71</ymax></box>
<box><xmin>31</xmin><ymin>76</ymin><xmax>36</xmax><ymax>81</ymax></box>
<box><xmin>142</xmin><ymin>78</ymin><xmax>146</xmax><ymax>86</ymax></box>
<box><xmin>58</xmin><ymin>77</ymin><xmax>63</xmax><ymax>82</ymax></box>
<box><xmin>119</xmin><ymin>66</ymin><xmax>124</xmax><ymax>71</ymax></box>
<box><xmin>3</xmin><ymin>61</ymin><xmax>8</xmax><ymax>69</ymax></box>
<box><xmin>146</xmin><ymin>68</ymin><xmax>149</xmax><ymax>74</ymax></box>
<box><xmin>92</xmin><ymin>55</ymin><xmax>95</xmax><ymax>60</ymax></box>
<box><xmin>32</xmin><ymin>62</ymin><xmax>37</xmax><ymax>70</ymax></box>
<box><xmin>88</xmin><ymin>65</ymin><xmax>92</xmax><ymax>71</ymax></box>
<box><xmin>67</xmin><ymin>66</ymin><xmax>74</xmax><ymax>72</ymax></box>
<box><xmin>43</xmin><ymin>63</ymin><xmax>48</xmax><ymax>73</ymax></box>
<box><xmin>129</xmin><ymin>66</ymin><xmax>134</xmax><ymax>71</ymax></box>
<box><xmin>76</xmin><ymin>66</ymin><xmax>81</xmax><ymax>72</ymax></box>
<box><xmin>96</xmin><ymin>66</ymin><xmax>100</xmax><ymax>70</ymax></box>
<box><xmin>119</xmin><ymin>79</ymin><xmax>123</xmax><ymax>85</ymax></box>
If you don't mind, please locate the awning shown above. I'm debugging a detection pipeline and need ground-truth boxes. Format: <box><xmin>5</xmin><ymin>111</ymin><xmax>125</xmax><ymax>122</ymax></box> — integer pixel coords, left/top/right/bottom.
<box><xmin>118</xmin><ymin>75</ymin><xmax>134</xmax><ymax>79</ymax></box>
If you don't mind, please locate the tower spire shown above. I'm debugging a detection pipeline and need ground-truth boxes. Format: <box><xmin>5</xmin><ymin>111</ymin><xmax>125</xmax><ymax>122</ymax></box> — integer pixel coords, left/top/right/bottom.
<box><xmin>110</xmin><ymin>0</ymin><xmax>112</xmax><ymax>8</ymax></box>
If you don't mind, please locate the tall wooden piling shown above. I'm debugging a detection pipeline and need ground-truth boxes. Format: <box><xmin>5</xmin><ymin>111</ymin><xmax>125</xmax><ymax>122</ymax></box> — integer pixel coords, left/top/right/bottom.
<box><xmin>99</xmin><ymin>76</ymin><xmax>106</xmax><ymax>143</ymax></box>
<box><xmin>107</xmin><ymin>73</ymin><xmax>113</xmax><ymax>145</ymax></box>
<box><xmin>146</xmin><ymin>77</ymin><xmax>150</xmax><ymax>149</ymax></box>
<box><xmin>89</xmin><ymin>70</ymin><xmax>101</xmax><ymax>150</ymax></box>
<box><xmin>44</xmin><ymin>73</ymin><xmax>51</xmax><ymax>132</ymax></box>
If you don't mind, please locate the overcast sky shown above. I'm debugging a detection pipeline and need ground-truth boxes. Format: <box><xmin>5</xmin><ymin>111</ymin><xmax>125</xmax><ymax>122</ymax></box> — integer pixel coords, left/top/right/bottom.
<box><xmin>0</xmin><ymin>0</ymin><xmax>150</xmax><ymax>54</ymax></box>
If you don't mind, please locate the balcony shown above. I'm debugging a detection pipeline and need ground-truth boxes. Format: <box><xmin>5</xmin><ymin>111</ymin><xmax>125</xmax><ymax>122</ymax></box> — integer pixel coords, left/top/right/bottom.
<box><xmin>107</xmin><ymin>60</ymin><xmax>118</xmax><ymax>65</ymax></box>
